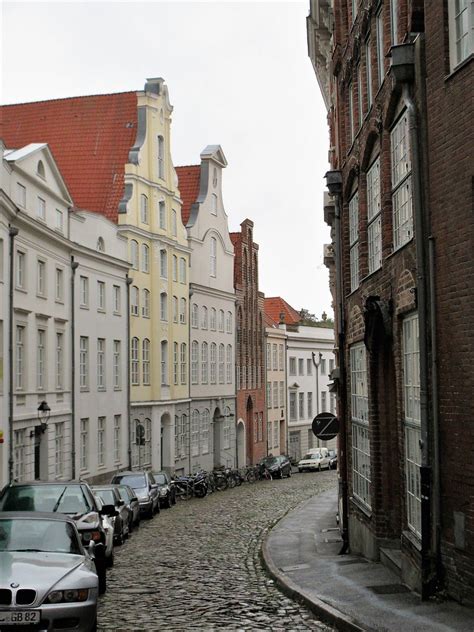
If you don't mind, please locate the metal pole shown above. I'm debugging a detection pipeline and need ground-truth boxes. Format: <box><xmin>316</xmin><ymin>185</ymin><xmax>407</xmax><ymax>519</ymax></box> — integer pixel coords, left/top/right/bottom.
<box><xmin>70</xmin><ymin>258</ymin><xmax>79</xmax><ymax>479</ymax></box>
<box><xmin>8</xmin><ymin>226</ymin><xmax>19</xmax><ymax>484</ymax></box>
<box><xmin>126</xmin><ymin>275</ymin><xmax>132</xmax><ymax>470</ymax></box>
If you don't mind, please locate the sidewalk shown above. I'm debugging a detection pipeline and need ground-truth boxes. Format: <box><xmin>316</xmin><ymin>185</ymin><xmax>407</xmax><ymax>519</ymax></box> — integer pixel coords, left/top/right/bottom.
<box><xmin>261</xmin><ymin>487</ymin><xmax>474</xmax><ymax>632</ymax></box>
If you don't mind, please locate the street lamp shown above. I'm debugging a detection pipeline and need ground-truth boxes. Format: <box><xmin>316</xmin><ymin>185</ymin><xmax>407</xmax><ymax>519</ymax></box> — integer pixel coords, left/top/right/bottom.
<box><xmin>37</xmin><ymin>400</ymin><xmax>51</xmax><ymax>433</ymax></box>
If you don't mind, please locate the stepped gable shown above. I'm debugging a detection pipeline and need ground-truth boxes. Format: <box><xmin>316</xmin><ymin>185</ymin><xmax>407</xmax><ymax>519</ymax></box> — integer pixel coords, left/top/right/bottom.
<box><xmin>1</xmin><ymin>91</ymin><xmax>137</xmax><ymax>222</ymax></box>
<box><xmin>264</xmin><ymin>296</ymin><xmax>300</xmax><ymax>326</ymax></box>
<box><xmin>176</xmin><ymin>165</ymin><xmax>200</xmax><ymax>226</ymax></box>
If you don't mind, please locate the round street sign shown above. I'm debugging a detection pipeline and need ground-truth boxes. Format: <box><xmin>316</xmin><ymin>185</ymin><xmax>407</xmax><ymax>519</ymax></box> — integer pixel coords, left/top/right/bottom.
<box><xmin>312</xmin><ymin>412</ymin><xmax>339</xmax><ymax>441</ymax></box>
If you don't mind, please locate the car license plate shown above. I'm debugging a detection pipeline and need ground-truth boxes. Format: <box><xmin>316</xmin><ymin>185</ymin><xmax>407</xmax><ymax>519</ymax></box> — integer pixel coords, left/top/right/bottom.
<box><xmin>0</xmin><ymin>610</ymin><xmax>41</xmax><ymax>625</ymax></box>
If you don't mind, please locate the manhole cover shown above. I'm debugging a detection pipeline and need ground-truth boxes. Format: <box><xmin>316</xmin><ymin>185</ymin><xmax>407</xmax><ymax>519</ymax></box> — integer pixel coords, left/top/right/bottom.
<box><xmin>368</xmin><ymin>584</ymin><xmax>410</xmax><ymax>595</ymax></box>
<box><xmin>338</xmin><ymin>558</ymin><xmax>369</xmax><ymax>566</ymax></box>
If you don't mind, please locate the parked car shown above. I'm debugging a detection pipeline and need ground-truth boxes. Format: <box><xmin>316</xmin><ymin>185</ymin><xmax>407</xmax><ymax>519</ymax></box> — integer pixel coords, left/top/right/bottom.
<box><xmin>0</xmin><ymin>481</ymin><xmax>116</xmax><ymax>594</ymax></box>
<box><xmin>298</xmin><ymin>451</ymin><xmax>331</xmax><ymax>472</ymax></box>
<box><xmin>0</xmin><ymin>512</ymin><xmax>98</xmax><ymax>631</ymax></box>
<box><xmin>110</xmin><ymin>471</ymin><xmax>159</xmax><ymax>519</ymax></box>
<box><xmin>259</xmin><ymin>455</ymin><xmax>292</xmax><ymax>479</ymax></box>
<box><xmin>328</xmin><ymin>449</ymin><xmax>338</xmax><ymax>470</ymax></box>
<box><xmin>152</xmin><ymin>471</ymin><xmax>176</xmax><ymax>508</ymax></box>
<box><xmin>113</xmin><ymin>484</ymin><xmax>140</xmax><ymax>530</ymax></box>
<box><xmin>94</xmin><ymin>495</ymin><xmax>115</xmax><ymax>568</ymax></box>
<box><xmin>92</xmin><ymin>486</ymin><xmax>129</xmax><ymax>545</ymax></box>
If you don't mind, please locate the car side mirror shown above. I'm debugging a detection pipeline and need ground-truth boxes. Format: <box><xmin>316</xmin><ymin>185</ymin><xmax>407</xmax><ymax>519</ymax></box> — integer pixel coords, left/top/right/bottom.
<box><xmin>150</xmin><ymin>484</ymin><xmax>158</xmax><ymax>490</ymax></box>
<box><xmin>100</xmin><ymin>503</ymin><xmax>118</xmax><ymax>517</ymax></box>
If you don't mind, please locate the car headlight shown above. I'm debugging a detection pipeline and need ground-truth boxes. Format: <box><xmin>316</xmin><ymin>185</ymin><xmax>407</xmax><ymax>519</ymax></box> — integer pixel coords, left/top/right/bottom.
<box><xmin>46</xmin><ymin>589</ymin><xmax>88</xmax><ymax>604</ymax></box>
<box><xmin>159</xmin><ymin>488</ymin><xmax>167</xmax><ymax>497</ymax></box>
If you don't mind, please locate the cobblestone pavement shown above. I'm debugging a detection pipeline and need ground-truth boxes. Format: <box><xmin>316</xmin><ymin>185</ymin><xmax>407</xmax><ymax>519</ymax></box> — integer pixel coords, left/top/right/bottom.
<box><xmin>98</xmin><ymin>470</ymin><xmax>337</xmax><ymax>631</ymax></box>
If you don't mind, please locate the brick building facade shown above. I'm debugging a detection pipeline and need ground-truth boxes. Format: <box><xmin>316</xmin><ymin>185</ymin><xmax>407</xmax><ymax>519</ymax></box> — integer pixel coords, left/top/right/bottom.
<box><xmin>308</xmin><ymin>0</ymin><xmax>473</xmax><ymax>602</ymax></box>
<box><xmin>230</xmin><ymin>220</ymin><xmax>266</xmax><ymax>466</ymax></box>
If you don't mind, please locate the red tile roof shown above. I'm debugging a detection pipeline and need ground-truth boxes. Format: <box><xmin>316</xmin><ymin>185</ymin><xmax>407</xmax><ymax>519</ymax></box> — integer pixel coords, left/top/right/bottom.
<box><xmin>264</xmin><ymin>297</ymin><xmax>301</xmax><ymax>326</ymax></box>
<box><xmin>175</xmin><ymin>165</ymin><xmax>200</xmax><ymax>226</ymax></box>
<box><xmin>1</xmin><ymin>92</ymin><xmax>138</xmax><ymax>222</ymax></box>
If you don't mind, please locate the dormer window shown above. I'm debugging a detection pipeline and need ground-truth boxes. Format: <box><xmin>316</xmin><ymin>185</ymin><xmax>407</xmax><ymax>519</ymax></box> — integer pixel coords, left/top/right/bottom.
<box><xmin>37</xmin><ymin>160</ymin><xmax>45</xmax><ymax>179</ymax></box>
<box><xmin>97</xmin><ymin>237</ymin><xmax>105</xmax><ymax>252</ymax></box>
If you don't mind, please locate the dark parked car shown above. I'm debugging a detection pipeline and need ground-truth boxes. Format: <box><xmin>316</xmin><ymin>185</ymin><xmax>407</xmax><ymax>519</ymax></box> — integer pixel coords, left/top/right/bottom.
<box><xmin>0</xmin><ymin>512</ymin><xmax>98</xmax><ymax>631</ymax></box>
<box><xmin>152</xmin><ymin>471</ymin><xmax>176</xmax><ymax>508</ymax></box>
<box><xmin>0</xmin><ymin>481</ymin><xmax>116</xmax><ymax>594</ymax></box>
<box><xmin>110</xmin><ymin>471</ymin><xmax>159</xmax><ymax>518</ymax></box>
<box><xmin>260</xmin><ymin>455</ymin><xmax>292</xmax><ymax>479</ymax></box>
<box><xmin>113</xmin><ymin>484</ymin><xmax>141</xmax><ymax>530</ymax></box>
<box><xmin>92</xmin><ymin>486</ymin><xmax>129</xmax><ymax>545</ymax></box>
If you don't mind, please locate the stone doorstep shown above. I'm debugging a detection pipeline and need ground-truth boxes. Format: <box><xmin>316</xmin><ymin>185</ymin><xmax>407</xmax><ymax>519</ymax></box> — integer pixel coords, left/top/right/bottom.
<box><xmin>380</xmin><ymin>546</ymin><xmax>403</xmax><ymax>578</ymax></box>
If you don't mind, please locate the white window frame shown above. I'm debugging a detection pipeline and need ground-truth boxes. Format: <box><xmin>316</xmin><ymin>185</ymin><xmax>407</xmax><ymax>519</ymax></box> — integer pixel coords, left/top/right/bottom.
<box><xmin>448</xmin><ymin>0</ymin><xmax>474</xmax><ymax>69</ymax></box>
<box><xmin>97</xmin><ymin>417</ymin><xmax>105</xmax><ymax>467</ymax></box>
<box><xmin>114</xmin><ymin>415</ymin><xmax>121</xmax><ymax>463</ymax></box>
<box><xmin>130</xmin><ymin>286</ymin><xmax>139</xmax><ymax>316</ymax></box>
<box><xmin>210</xmin><ymin>308</ymin><xmax>217</xmax><ymax>331</ymax></box>
<box><xmin>80</xmin><ymin>276</ymin><xmax>89</xmax><ymax>308</ymax></box>
<box><xmin>161</xmin><ymin>341</ymin><xmax>169</xmax><ymax>386</ymax></box>
<box><xmin>159</xmin><ymin>200</ymin><xmax>166</xmax><ymax>229</ymax></box>
<box><xmin>55</xmin><ymin>268</ymin><xmax>64</xmax><ymax>302</ymax></box>
<box><xmin>172</xmin><ymin>255</ymin><xmax>178</xmax><ymax>281</ymax></box>
<box><xmin>403</xmin><ymin>312</ymin><xmax>422</xmax><ymax>537</ymax></box>
<box><xmin>200</xmin><ymin>410</ymin><xmax>210</xmax><ymax>455</ymax></box>
<box><xmin>97</xmin><ymin>280</ymin><xmax>106</xmax><ymax>311</ymax></box>
<box><xmin>179</xmin><ymin>257</ymin><xmax>186</xmax><ymax>283</ymax></box>
<box><xmin>141</xmin><ymin>244</ymin><xmax>150</xmax><ymax>273</ymax></box>
<box><xmin>113</xmin><ymin>340</ymin><xmax>121</xmax><ymax>389</ymax></box>
<box><xmin>391</xmin><ymin>111</ymin><xmax>413</xmax><ymax>249</ymax></box>
<box><xmin>97</xmin><ymin>338</ymin><xmax>106</xmax><ymax>390</ymax></box>
<box><xmin>55</xmin><ymin>209</ymin><xmax>64</xmax><ymax>232</ymax></box>
<box><xmin>131</xmin><ymin>337</ymin><xmax>139</xmax><ymax>385</ymax></box>
<box><xmin>390</xmin><ymin>0</ymin><xmax>398</xmax><ymax>45</ymax></box>
<box><xmin>113</xmin><ymin>285</ymin><xmax>121</xmax><ymax>314</ymax></box>
<box><xmin>289</xmin><ymin>391</ymin><xmax>297</xmax><ymax>421</ymax></box>
<box><xmin>14</xmin><ymin>429</ymin><xmax>26</xmax><ymax>482</ymax></box>
<box><xmin>130</xmin><ymin>240</ymin><xmax>139</xmax><ymax>270</ymax></box>
<box><xmin>140</xmin><ymin>194</ymin><xmax>149</xmax><ymax>224</ymax></box>
<box><xmin>79</xmin><ymin>336</ymin><xmax>89</xmax><ymax>389</ymax></box>
<box><xmin>226</xmin><ymin>345</ymin><xmax>232</xmax><ymax>383</ymax></box>
<box><xmin>179</xmin><ymin>298</ymin><xmax>186</xmax><ymax>324</ymax></box>
<box><xmin>201</xmin><ymin>306</ymin><xmax>208</xmax><ymax>329</ymax></box>
<box><xmin>350</xmin><ymin>342</ymin><xmax>371</xmax><ymax>508</ymax></box>
<box><xmin>17</xmin><ymin>182</ymin><xmax>26</xmax><ymax>207</ymax></box>
<box><xmin>289</xmin><ymin>357</ymin><xmax>296</xmax><ymax>376</ymax></box>
<box><xmin>191</xmin><ymin>303</ymin><xmax>198</xmax><ymax>328</ymax></box>
<box><xmin>191</xmin><ymin>410</ymin><xmax>200</xmax><ymax>457</ymax></box>
<box><xmin>210</xmin><ymin>237</ymin><xmax>217</xmax><ymax>277</ymax></box>
<box><xmin>180</xmin><ymin>342</ymin><xmax>187</xmax><ymax>385</ymax></box>
<box><xmin>201</xmin><ymin>342</ymin><xmax>208</xmax><ymax>384</ymax></box>
<box><xmin>210</xmin><ymin>342</ymin><xmax>217</xmax><ymax>384</ymax></box>
<box><xmin>367</xmin><ymin>157</ymin><xmax>382</xmax><ymax>273</ymax></box>
<box><xmin>307</xmin><ymin>391</ymin><xmax>313</xmax><ymax>418</ymax></box>
<box><xmin>160</xmin><ymin>292</ymin><xmax>168</xmax><ymax>321</ymax></box>
<box><xmin>173</xmin><ymin>342</ymin><xmax>178</xmax><ymax>385</ymax></box>
<box><xmin>191</xmin><ymin>341</ymin><xmax>199</xmax><ymax>384</ymax></box>
<box><xmin>376</xmin><ymin>7</ymin><xmax>385</xmax><ymax>86</ymax></box>
<box><xmin>37</xmin><ymin>259</ymin><xmax>46</xmax><ymax>297</ymax></box>
<box><xmin>55</xmin><ymin>422</ymin><xmax>64</xmax><ymax>478</ymax></box>
<box><xmin>160</xmin><ymin>249</ymin><xmax>168</xmax><ymax>278</ymax></box>
<box><xmin>16</xmin><ymin>250</ymin><xmax>26</xmax><ymax>290</ymax></box>
<box><xmin>37</xmin><ymin>196</ymin><xmax>46</xmax><ymax>221</ymax></box>
<box><xmin>366</xmin><ymin>37</ymin><xmax>373</xmax><ymax>109</ymax></box>
<box><xmin>37</xmin><ymin>328</ymin><xmax>46</xmax><ymax>390</ymax></box>
<box><xmin>349</xmin><ymin>191</ymin><xmax>359</xmax><ymax>291</ymax></box>
<box><xmin>218</xmin><ymin>343</ymin><xmax>225</xmax><ymax>384</ymax></box>
<box><xmin>142</xmin><ymin>338</ymin><xmax>150</xmax><ymax>385</ymax></box>
<box><xmin>56</xmin><ymin>332</ymin><xmax>64</xmax><ymax>390</ymax></box>
<box><xmin>142</xmin><ymin>289</ymin><xmax>150</xmax><ymax>318</ymax></box>
<box><xmin>80</xmin><ymin>419</ymin><xmax>89</xmax><ymax>471</ymax></box>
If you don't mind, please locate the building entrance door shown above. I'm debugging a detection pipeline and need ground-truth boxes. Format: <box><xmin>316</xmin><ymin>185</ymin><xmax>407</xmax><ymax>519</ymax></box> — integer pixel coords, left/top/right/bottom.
<box><xmin>289</xmin><ymin>431</ymin><xmax>301</xmax><ymax>462</ymax></box>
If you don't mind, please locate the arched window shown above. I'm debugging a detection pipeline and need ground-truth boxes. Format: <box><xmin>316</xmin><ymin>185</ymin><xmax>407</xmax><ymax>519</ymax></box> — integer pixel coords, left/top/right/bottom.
<box><xmin>210</xmin><ymin>308</ymin><xmax>217</xmax><ymax>331</ymax></box>
<box><xmin>191</xmin><ymin>410</ymin><xmax>200</xmax><ymax>456</ymax></box>
<box><xmin>131</xmin><ymin>338</ymin><xmax>139</xmax><ymax>385</ymax></box>
<box><xmin>191</xmin><ymin>341</ymin><xmax>199</xmax><ymax>384</ymax></box>
<box><xmin>201</xmin><ymin>342</ymin><xmax>208</xmax><ymax>384</ymax></box>
<box><xmin>130</xmin><ymin>240</ymin><xmax>139</xmax><ymax>270</ymax></box>
<box><xmin>159</xmin><ymin>200</ymin><xmax>166</xmax><ymax>229</ymax></box>
<box><xmin>210</xmin><ymin>237</ymin><xmax>217</xmax><ymax>277</ymax></box>
<box><xmin>191</xmin><ymin>303</ymin><xmax>199</xmax><ymax>328</ymax></box>
<box><xmin>141</xmin><ymin>244</ymin><xmax>150</xmax><ymax>273</ymax></box>
<box><xmin>201</xmin><ymin>306</ymin><xmax>208</xmax><ymax>330</ymax></box>
<box><xmin>218</xmin><ymin>343</ymin><xmax>225</xmax><ymax>384</ymax></box>
<box><xmin>172</xmin><ymin>255</ymin><xmax>178</xmax><ymax>281</ymax></box>
<box><xmin>218</xmin><ymin>309</ymin><xmax>225</xmax><ymax>332</ymax></box>
<box><xmin>211</xmin><ymin>194</ymin><xmax>217</xmax><ymax>215</ymax></box>
<box><xmin>201</xmin><ymin>410</ymin><xmax>210</xmax><ymax>454</ymax></box>
<box><xmin>142</xmin><ymin>289</ymin><xmax>150</xmax><ymax>317</ymax></box>
<box><xmin>161</xmin><ymin>340</ymin><xmax>168</xmax><ymax>385</ymax></box>
<box><xmin>158</xmin><ymin>136</ymin><xmax>165</xmax><ymax>179</ymax></box>
<box><xmin>131</xmin><ymin>286</ymin><xmax>139</xmax><ymax>316</ymax></box>
<box><xmin>180</xmin><ymin>413</ymin><xmax>187</xmax><ymax>458</ymax></box>
<box><xmin>142</xmin><ymin>339</ymin><xmax>150</xmax><ymax>385</ymax></box>
<box><xmin>140</xmin><ymin>194</ymin><xmax>149</xmax><ymax>224</ymax></box>
<box><xmin>210</xmin><ymin>342</ymin><xmax>217</xmax><ymax>384</ymax></box>
<box><xmin>143</xmin><ymin>418</ymin><xmax>152</xmax><ymax>465</ymax></box>
<box><xmin>180</xmin><ymin>343</ymin><xmax>187</xmax><ymax>384</ymax></box>
<box><xmin>179</xmin><ymin>257</ymin><xmax>186</xmax><ymax>283</ymax></box>
<box><xmin>160</xmin><ymin>249</ymin><xmax>168</xmax><ymax>278</ymax></box>
<box><xmin>96</xmin><ymin>237</ymin><xmax>105</xmax><ymax>252</ymax></box>
<box><xmin>172</xmin><ymin>296</ymin><xmax>178</xmax><ymax>323</ymax></box>
<box><xmin>226</xmin><ymin>311</ymin><xmax>233</xmax><ymax>334</ymax></box>
<box><xmin>37</xmin><ymin>160</ymin><xmax>45</xmax><ymax>178</ymax></box>
<box><xmin>160</xmin><ymin>292</ymin><xmax>168</xmax><ymax>321</ymax></box>
<box><xmin>226</xmin><ymin>344</ymin><xmax>232</xmax><ymax>383</ymax></box>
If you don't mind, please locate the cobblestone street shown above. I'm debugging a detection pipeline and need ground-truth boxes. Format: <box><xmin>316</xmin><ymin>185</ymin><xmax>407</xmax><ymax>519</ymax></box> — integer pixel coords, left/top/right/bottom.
<box><xmin>98</xmin><ymin>471</ymin><xmax>337</xmax><ymax>631</ymax></box>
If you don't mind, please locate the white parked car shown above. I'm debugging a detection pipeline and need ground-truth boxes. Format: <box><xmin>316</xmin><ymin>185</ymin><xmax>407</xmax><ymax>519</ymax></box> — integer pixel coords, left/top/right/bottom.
<box><xmin>298</xmin><ymin>451</ymin><xmax>331</xmax><ymax>472</ymax></box>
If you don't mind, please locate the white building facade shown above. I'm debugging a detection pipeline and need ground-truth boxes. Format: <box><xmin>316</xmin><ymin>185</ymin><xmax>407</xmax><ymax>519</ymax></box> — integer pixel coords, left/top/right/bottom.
<box><xmin>0</xmin><ymin>142</ymin><xmax>130</xmax><ymax>486</ymax></box>
<box><xmin>265</xmin><ymin>325</ymin><xmax>287</xmax><ymax>457</ymax></box>
<box><xmin>178</xmin><ymin>146</ymin><xmax>236</xmax><ymax>474</ymax></box>
<box><xmin>286</xmin><ymin>325</ymin><xmax>335</xmax><ymax>461</ymax></box>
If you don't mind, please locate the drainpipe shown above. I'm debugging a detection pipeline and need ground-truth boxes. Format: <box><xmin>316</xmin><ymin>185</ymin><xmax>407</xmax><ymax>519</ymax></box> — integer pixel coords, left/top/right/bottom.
<box><xmin>390</xmin><ymin>40</ymin><xmax>434</xmax><ymax>598</ymax></box>
<box><xmin>8</xmin><ymin>225</ymin><xmax>19</xmax><ymax>484</ymax></box>
<box><xmin>188</xmin><ymin>289</ymin><xmax>192</xmax><ymax>475</ymax></box>
<box><xmin>324</xmin><ymin>170</ymin><xmax>348</xmax><ymax>554</ymax></box>
<box><xmin>126</xmin><ymin>276</ymin><xmax>132</xmax><ymax>470</ymax></box>
<box><xmin>70</xmin><ymin>257</ymin><xmax>79</xmax><ymax>479</ymax></box>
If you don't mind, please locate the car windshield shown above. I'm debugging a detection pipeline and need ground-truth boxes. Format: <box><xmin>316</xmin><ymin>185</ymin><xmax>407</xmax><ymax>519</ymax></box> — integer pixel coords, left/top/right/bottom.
<box><xmin>113</xmin><ymin>475</ymin><xmax>146</xmax><ymax>489</ymax></box>
<box><xmin>153</xmin><ymin>474</ymin><xmax>166</xmax><ymax>485</ymax></box>
<box><xmin>94</xmin><ymin>489</ymin><xmax>115</xmax><ymax>506</ymax></box>
<box><xmin>0</xmin><ymin>518</ymin><xmax>82</xmax><ymax>554</ymax></box>
<box><xmin>303</xmin><ymin>453</ymin><xmax>320</xmax><ymax>460</ymax></box>
<box><xmin>0</xmin><ymin>485</ymin><xmax>92</xmax><ymax>514</ymax></box>
<box><xmin>116</xmin><ymin>487</ymin><xmax>129</xmax><ymax>502</ymax></box>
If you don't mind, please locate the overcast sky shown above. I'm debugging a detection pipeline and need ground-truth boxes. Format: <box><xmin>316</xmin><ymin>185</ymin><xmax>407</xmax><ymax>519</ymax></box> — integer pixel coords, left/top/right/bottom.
<box><xmin>2</xmin><ymin>0</ymin><xmax>331</xmax><ymax>318</ymax></box>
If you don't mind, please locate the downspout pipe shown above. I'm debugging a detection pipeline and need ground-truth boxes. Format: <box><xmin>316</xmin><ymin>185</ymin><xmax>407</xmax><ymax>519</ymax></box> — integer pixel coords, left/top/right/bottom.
<box><xmin>188</xmin><ymin>289</ymin><xmax>193</xmax><ymax>475</ymax></box>
<box><xmin>390</xmin><ymin>40</ymin><xmax>435</xmax><ymax>598</ymax></box>
<box><xmin>324</xmin><ymin>170</ymin><xmax>348</xmax><ymax>554</ymax></box>
<box><xmin>126</xmin><ymin>276</ymin><xmax>133</xmax><ymax>470</ymax></box>
<box><xmin>70</xmin><ymin>258</ymin><xmax>79</xmax><ymax>480</ymax></box>
<box><xmin>8</xmin><ymin>225</ymin><xmax>19</xmax><ymax>484</ymax></box>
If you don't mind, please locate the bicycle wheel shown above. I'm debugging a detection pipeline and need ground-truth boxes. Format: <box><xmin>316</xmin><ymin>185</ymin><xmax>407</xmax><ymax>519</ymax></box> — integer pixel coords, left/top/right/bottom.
<box><xmin>245</xmin><ymin>468</ymin><xmax>257</xmax><ymax>483</ymax></box>
<box><xmin>215</xmin><ymin>475</ymin><xmax>228</xmax><ymax>491</ymax></box>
